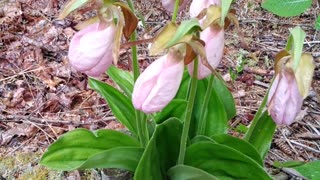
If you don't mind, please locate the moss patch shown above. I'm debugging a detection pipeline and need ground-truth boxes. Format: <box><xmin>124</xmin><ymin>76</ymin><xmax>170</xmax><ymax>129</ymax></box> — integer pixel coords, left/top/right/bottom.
<box><xmin>0</xmin><ymin>151</ymin><xmax>61</xmax><ymax>179</ymax></box>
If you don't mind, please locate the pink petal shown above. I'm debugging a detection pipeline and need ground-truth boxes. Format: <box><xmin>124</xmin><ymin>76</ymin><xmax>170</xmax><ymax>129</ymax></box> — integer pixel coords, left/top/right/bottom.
<box><xmin>68</xmin><ymin>23</ymin><xmax>115</xmax><ymax>72</ymax></box>
<box><xmin>268</xmin><ymin>68</ymin><xmax>304</xmax><ymax>125</ymax></box>
<box><xmin>84</xmin><ymin>51</ymin><xmax>113</xmax><ymax>77</ymax></box>
<box><xmin>283</xmin><ymin>73</ymin><xmax>303</xmax><ymax>125</ymax></box>
<box><xmin>132</xmin><ymin>50</ymin><xmax>185</xmax><ymax>113</ymax></box>
<box><xmin>132</xmin><ymin>56</ymin><xmax>166</xmax><ymax>111</ymax></box>
<box><xmin>188</xmin><ymin>28</ymin><xmax>224</xmax><ymax>79</ymax></box>
<box><xmin>142</xmin><ymin>58</ymin><xmax>184</xmax><ymax>113</ymax></box>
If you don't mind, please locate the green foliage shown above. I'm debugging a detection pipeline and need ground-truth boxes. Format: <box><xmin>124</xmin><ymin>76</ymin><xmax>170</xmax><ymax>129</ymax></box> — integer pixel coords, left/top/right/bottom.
<box><xmin>285</xmin><ymin>26</ymin><xmax>306</xmax><ymax>70</ymax></box>
<box><xmin>292</xmin><ymin>161</ymin><xmax>320</xmax><ymax>180</ymax></box>
<box><xmin>166</xmin><ymin>19</ymin><xmax>201</xmax><ymax>48</ymax></box>
<box><xmin>274</xmin><ymin>160</ymin><xmax>320</xmax><ymax>179</ymax></box>
<box><xmin>107</xmin><ymin>65</ymin><xmax>134</xmax><ymax>97</ymax></box>
<box><xmin>211</xmin><ymin>134</ymin><xmax>263</xmax><ymax>166</ymax></box>
<box><xmin>191</xmin><ymin>77</ymin><xmax>228</xmax><ymax>137</ymax></box>
<box><xmin>191</xmin><ymin>135</ymin><xmax>216</xmax><ymax>144</ymax></box>
<box><xmin>134</xmin><ymin>118</ymin><xmax>183</xmax><ymax>180</ymax></box>
<box><xmin>168</xmin><ymin>165</ymin><xmax>219</xmax><ymax>180</ymax></box>
<box><xmin>316</xmin><ymin>15</ymin><xmax>320</xmax><ymax>30</ymax></box>
<box><xmin>176</xmin><ymin>71</ymin><xmax>235</xmax><ymax>138</ymax></box>
<box><xmin>236</xmin><ymin>52</ymin><xmax>246</xmax><ymax>73</ymax></box>
<box><xmin>154</xmin><ymin>99</ymin><xmax>187</xmax><ymax>124</ymax></box>
<box><xmin>234</xmin><ymin>123</ymin><xmax>248</xmax><ymax>134</ymax></box>
<box><xmin>175</xmin><ymin>70</ymin><xmax>191</xmax><ymax>99</ymax></box>
<box><xmin>221</xmin><ymin>0</ymin><xmax>233</xmax><ymax>26</ymax></box>
<box><xmin>228</xmin><ymin>67</ymin><xmax>238</xmax><ymax>81</ymax></box>
<box><xmin>89</xmin><ymin>78</ymin><xmax>137</xmax><ymax>136</ymax></box>
<box><xmin>78</xmin><ymin>147</ymin><xmax>143</xmax><ymax>171</ymax></box>
<box><xmin>59</xmin><ymin>0</ymin><xmax>91</xmax><ymax>19</ymax></box>
<box><xmin>262</xmin><ymin>0</ymin><xmax>312</xmax><ymax>17</ymax></box>
<box><xmin>244</xmin><ymin>111</ymin><xmax>276</xmax><ymax>159</ymax></box>
<box><xmin>185</xmin><ymin>142</ymin><xmax>272</xmax><ymax>179</ymax></box>
<box><xmin>40</xmin><ymin>129</ymin><xmax>140</xmax><ymax>170</ymax></box>
<box><xmin>273</xmin><ymin>160</ymin><xmax>305</xmax><ymax>168</ymax></box>
<box><xmin>212</xmin><ymin>75</ymin><xmax>236</xmax><ymax>120</ymax></box>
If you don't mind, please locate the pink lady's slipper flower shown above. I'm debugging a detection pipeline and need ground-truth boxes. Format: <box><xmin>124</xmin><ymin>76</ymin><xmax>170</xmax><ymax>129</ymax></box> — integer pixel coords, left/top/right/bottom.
<box><xmin>267</xmin><ymin>68</ymin><xmax>303</xmax><ymax>125</ymax></box>
<box><xmin>162</xmin><ymin>0</ymin><xmax>188</xmax><ymax>13</ymax></box>
<box><xmin>132</xmin><ymin>50</ymin><xmax>184</xmax><ymax>113</ymax></box>
<box><xmin>188</xmin><ymin>26</ymin><xmax>224</xmax><ymax>79</ymax></box>
<box><xmin>188</xmin><ymin>0</ymin><xmax>224</xmax><ymax>79</ymax></box>
<box><xmin>68</xmin><ymin>22</ymin><xmax>116</xmax><ymax>77</ymax></box>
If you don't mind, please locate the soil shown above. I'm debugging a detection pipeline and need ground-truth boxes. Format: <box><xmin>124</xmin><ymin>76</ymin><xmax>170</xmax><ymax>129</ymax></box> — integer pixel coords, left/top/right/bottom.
<box><xmin>0</xmin><ymin>0</ymin><xmax>319</xmax><ymax>179</ymax></box>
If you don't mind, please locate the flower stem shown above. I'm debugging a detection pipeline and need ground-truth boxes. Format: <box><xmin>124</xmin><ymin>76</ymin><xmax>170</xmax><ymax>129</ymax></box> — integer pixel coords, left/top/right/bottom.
<box><xmin>197</xmin><ymin>75</ymin><xmax>214</xmax><ymax>135</ymax></box>
<box><xmin>126</xmin><ymin>0</ymin><xmax>140</xmax><ymax>81</ymax></box>
<box><xmin>172</xmin><ymin>0</ymin><xmax>180</xmax><ymax>22</ymax></box>
<box><xmin>126</xmin><ymin>0</ymin><xmax>149</xmax><ymax>147</ymax></box>
<box><xmin>135</xmin><ymin>110</ymin><xmax>148</xmax><ymax>147</ymax></box>
<box><xmin>130</xmin><ymin>33</ymin><xmax>140</xmax><ymax>81</ymax></box>
<box><xmin>177</xmin><ymin>58</ymin><xmax>199</xmax><ymax>164</ymax></box>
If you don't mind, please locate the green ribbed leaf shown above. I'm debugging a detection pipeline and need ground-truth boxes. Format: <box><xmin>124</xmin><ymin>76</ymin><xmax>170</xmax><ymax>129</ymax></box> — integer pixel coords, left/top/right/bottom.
<box><xmin>41</xmin><ymin>129</ymin><xmax>139</xmax><ymax>170</ymax></box>
<box><xmin>89</xmin><ymin>78</ymin><xmax>137</xmax><ymax>135</ymax></box>
<box><xmin>262</xmin><ymin>0</ymin><xmax>312</xmax><ymax>17</ymax></box>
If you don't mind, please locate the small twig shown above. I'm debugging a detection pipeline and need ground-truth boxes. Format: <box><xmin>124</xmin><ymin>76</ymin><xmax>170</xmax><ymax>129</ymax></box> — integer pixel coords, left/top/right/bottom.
<box><xmin>253</xmin><ymin>80</ymin><xmax>269</xmax><ymax>88</ymax></box>
<box><xmin>297</xmin><ymin>121</ymin><xmax>320</xmax><ymax>130</ymax></box>
<box><xmin>25</xmin><ymin>120</ymin><xmax>56</xmax><ymax>142</ymax></box>
<box><xmin>303</xmin><ymin>41</ymin><xmax>320</xmax><ymax>45</ymax></box>
<box><xmin>296</xmin><ymin>133</ymin><xmax>320</xmax><ymax>140</ymax></box>
<box><xmin>3</xmin><ymin>138</ymin><xmax>32</xmax><ymax>158</ymax></box>
<box><xmin>280</xmin><ymin>129</ymin><xmax>299</xmax><ymax>155</ymax></box>
<box><xmin>269</xmin><ymin>149</ymin><xmax>286</xmax><ymax>161</ymax></box>
<box><xmin>308</xmin><ymin>110</ymin><xmax>320</xmax><ymax>115</ymax></box>
<box><xmin>44</xmin><ymin>118</ymin><xmax>59</xmax><ymax>138</ymax></box>
<box><xmin>0</xmin><ymin>67</ymin><xmax>48</xmax><ymax>82</ymax></box>
<box><xmin>120</xmin><ymin>38</ymin><xmax>154</xmax><ymax>49</ymax></box>
<box><xmin>290</xmin><ymin>140</ymin><xmax>320</xmax><ymax>154</ymax></box>
<box><xmin>0</xmin><ymin>115</ymin><xmax>115</xmax><ymax>125</ymax></box>
<box><xmin>244</xmin><ymin>67</ymin><xmax>273</xmax><ymax>76</ymax></box>
<box><xmin>306</xmin><ymin>122</ymin><xmax>320</xmax><ymax>135</ymax></box>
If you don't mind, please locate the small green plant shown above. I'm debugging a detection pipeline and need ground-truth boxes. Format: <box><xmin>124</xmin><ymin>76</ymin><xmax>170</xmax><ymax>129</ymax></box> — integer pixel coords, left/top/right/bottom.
<box><xmin>316</xmin><ymin>15</ymin><xmax>320</xmax><ymax>30</ymax></box>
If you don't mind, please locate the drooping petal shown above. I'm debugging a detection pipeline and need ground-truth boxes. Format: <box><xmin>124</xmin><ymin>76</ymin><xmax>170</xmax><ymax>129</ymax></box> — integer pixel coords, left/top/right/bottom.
<box><xmin>188</xmin><ymin>27</ymin><xmax>224</xmax><ymax>79</ymax></box>
<box><xmin>68</xmin><ymin>22</ymin><xmax>116</xmax><ymax>75</ymax></box>
<box><xmin>267</xmin><ymin>68</ymin><xmax>304</xmax><ymax>125</ymax></box>
<box><xmin>132</xmin><ymin>50</ymin><xmax>184</xmax><ymax>113</ymax></box>
<box><xmin>132</xmin><ymin>57</ymin><xmax>166</xmax><ymax>111</ymax></box>
<box><xmin>205</xmin><ymin>28</ymin><xmax>224</xmax><ymax>68</ymax></box>
<box><xmin>141</xmin><ymin>58</ymin><xmax>184</xmax><ymax>113</ymax></box>
<box><xmin>283</xmin><ymin>71</ymin><xmax>303</xmax><ymax>125</ymax></box>
<box><xmin>268</xmin><ymin>76</ymin><xmax>290</xmax><ymax>124</ymax></box>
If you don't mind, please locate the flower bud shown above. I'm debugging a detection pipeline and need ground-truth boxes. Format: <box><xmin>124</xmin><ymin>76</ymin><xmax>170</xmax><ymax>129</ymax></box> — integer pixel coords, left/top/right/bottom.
<box><xmin>132</xmin><ymin>50</ymin><xmax>184</xmax><ymax>113</ymax></box>
<box><xmin>68</xmin><ymin>22</ymin><xmax>116</xmax><ymax>77</ymax></box>
<box><xmin>188</xmin><ymin>26</ymin><xmax>224</xmax><ymax>79</ymax></box>
<box><xmin>267</xmin><ymin>68</ymin><xmax>303</xmax><ymax>125</ymax></box>
<box><xmin>190</xmin><ymin>0</ymin><xmax>221</xmax><ymax>18</ymax></box>
<box><xmin>162</xmin><ymin>0</ymin><xmax>188</xmax><ymax>13</ymax></box>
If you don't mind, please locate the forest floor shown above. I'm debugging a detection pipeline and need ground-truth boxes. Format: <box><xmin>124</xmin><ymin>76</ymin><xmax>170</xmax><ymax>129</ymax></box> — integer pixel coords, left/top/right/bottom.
<box><xmin>0</xmin><ymin>0</ymin><xmax>319</xmax><ymax>179</ymax></box>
